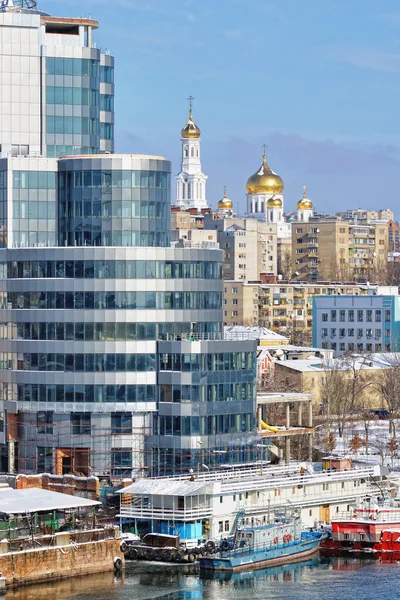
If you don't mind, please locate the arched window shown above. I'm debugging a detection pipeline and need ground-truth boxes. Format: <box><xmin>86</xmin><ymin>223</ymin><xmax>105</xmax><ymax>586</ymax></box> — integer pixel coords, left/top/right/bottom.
<box><xmin>196</xmin><ymin>148</ymin><xmax>199</xmax><ymax>157</ymax></box>
<box><xmin>191</xmin><ymin>147</ymin><xmax>194</xmax><ymax>157</ymax></box>
<box><xmin>270</xmin><ymin>211</ymin><xmax>273</xmax><ymax>221</ymax></box>
<box><xmin>188</xmin><ymin>182</ymin><xmax>191</xmax><ymax>199</ymax></box>
<box><xmin>260</xmin><ymin>202</ymin><xmax>264</xmax><ymax>213</ymax></box>
<box><xmin>184</xmin><ymin>145</ymin><xmax>189</xmax><ymax>157</ymax></box>
<box><xmin>255</xmin><ymin>202</ymin><xmax>258</xmax><ymax>213</ymax></box>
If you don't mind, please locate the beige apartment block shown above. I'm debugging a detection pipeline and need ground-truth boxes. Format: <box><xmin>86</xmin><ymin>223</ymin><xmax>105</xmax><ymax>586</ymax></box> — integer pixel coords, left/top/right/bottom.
<box><xmin>273</xmin><ymin>357</ymin><xmax>389</xmax><ymax>408</ymax></box>
<box><xmin>224</xmin><ymin>281</ymin><xmax>259</xmax><ymax>326</ymax></box>
<box><xmin>224</xmin><ymin>280</ymin><xmax>394</xmax><ymax>342</ymax></box>
<box><xmin>204</xmin><ymin>214</ymin><xmax>278</xmax><ymax>280</ymax></box>
<box><xmin>291</xmin><ymin>220</ymin><xmax>388</xmax><ymax>282</ymax></box>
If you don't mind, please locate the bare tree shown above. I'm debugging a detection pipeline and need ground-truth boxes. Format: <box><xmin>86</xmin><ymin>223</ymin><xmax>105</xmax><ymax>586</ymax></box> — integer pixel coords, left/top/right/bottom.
<box><xmin>375</xmin><ymin>355</ymin><xmax>400</xmax><ymax>437</ymax></box>
<box><xmin>355</xmin><ymin>397</ymin><xmax>376</xmax><ymax>455</ymax></box>
<box><xmin>320</xmin><ymin>352</ymin><xmax>375</xmax><ymax>439</ymax></box>
<box><xmin>319</xmin><ymin>361</ymin><xmax>350</xmax><ymax>438</ymax></box>
<box><xmin>278</xmin><ymin>248</ymin><xmax>292</xmax><ymax>281</ymax></box>
<box><xmin>388</xmin><ymin>437</ymin><xmax>398</xmax><ymax>467</ymax></box>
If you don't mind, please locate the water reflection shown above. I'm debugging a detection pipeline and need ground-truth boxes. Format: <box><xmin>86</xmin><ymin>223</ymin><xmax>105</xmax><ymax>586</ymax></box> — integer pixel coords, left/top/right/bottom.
<box><xmin>3</xmin><ymin>555</ymin><xmax>392</xmax><ymax>600</ymax></box>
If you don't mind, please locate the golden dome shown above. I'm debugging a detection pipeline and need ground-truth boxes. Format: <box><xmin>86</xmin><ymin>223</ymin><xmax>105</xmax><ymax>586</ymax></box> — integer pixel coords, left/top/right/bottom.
<box><xmin>297</xmin><ymin>185</ymin><xmax>313</xmax><ymax>210</ymax></box>
<box><xmin>218</xmin><ymin>187</ymin><xmax>233</xmax><ymax>210</ymax></box>
<box><xmin>267</xmin><ymin>196</ymin><xmax>283</xmax><ymax>208</ymax></box>
<box><xmin>181</xmin><ymin>109</ymin><xmax>200</xmax><ymax>139</ymax></box>
<box><xmin>246</xmin><ymin>154</ymin><xmax>284</xmax><ymax>195</ymax></box>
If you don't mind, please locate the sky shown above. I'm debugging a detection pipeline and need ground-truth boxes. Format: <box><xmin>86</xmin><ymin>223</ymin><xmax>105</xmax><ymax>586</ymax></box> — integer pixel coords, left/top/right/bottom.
<box><xmin>40</xmin><ymin>0</ymin><xmax>400</xmax><ymax>216</ymax></box>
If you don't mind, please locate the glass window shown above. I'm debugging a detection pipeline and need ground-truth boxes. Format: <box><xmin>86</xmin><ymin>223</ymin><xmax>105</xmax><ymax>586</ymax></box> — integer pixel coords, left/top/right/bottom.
<box><xmin>111</xmin><ymin>413</ymin><xmax>132</xmax><ymax>435</ymax></box>
<box><xmin>71</xmin><ymin>413</ymin><xmax>91</xmax><ymax>435</ymax></box>
<box><xmin>37</xmin><ymin>411</ymin><xmax>53</xmax><ymax>435</ymax></box>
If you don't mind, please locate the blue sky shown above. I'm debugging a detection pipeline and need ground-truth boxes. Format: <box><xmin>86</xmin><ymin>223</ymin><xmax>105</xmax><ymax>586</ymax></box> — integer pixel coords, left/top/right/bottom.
<box><xmin>42</xmin><ymin>0</ymin><xmax>400</xmax><ymax>215</ymax></box>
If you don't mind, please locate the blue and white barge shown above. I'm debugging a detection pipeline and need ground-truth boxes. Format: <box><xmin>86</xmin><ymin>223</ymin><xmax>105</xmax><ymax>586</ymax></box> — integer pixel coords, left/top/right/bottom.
<box><xmin>199</xmin><ymin>517</ymin><xmax>324</xmax><ymax>572</ymax></box>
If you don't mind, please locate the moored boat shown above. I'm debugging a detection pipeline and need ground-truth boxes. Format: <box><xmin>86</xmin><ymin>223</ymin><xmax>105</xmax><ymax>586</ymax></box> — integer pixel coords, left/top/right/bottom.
<box><xmin>320</xmin><ymin>497</ymin><xmax>400</xmax><ymax>556</ymax></box>
<box><xmin>199</xmin><ymin>515</ymin><xmax>325</xmax><ymax>572</ymax></box>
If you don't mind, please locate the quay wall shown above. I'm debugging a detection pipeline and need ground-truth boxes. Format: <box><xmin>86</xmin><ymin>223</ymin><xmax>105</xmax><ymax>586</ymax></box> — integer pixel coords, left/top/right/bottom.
<box><xmin>0</xmin><ymin>536</ymin><xmax>123</xmax><ymax>588</ymax></box>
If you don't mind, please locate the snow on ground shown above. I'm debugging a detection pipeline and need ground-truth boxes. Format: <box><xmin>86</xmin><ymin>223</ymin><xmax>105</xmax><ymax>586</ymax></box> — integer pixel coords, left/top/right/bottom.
<box><xmin>317</xmin><ymin>419</ymin><xmax>400</xmax><ymax>469</ymax></box>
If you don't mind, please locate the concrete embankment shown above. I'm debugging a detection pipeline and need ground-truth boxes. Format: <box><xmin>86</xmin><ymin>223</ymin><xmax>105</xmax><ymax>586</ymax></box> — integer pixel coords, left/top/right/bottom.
<box><xmin>0</xmin><ymin>529</ymin><xmax>123</xmax><ymax>588</ymax></box>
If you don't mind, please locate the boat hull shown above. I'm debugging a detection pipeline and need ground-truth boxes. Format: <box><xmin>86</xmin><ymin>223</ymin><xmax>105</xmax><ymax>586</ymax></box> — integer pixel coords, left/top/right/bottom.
<box><xmin>199</xmin><ymin>538</ymin><xmax>320</xmax><ymax>572</ymax></box>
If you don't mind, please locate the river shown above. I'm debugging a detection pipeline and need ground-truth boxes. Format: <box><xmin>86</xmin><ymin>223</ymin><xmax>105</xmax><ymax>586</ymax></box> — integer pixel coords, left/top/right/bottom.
<box><xmin>4</xmin><ymin>557</ymin><xmax>397</xmax><ymax>600</ymax></box>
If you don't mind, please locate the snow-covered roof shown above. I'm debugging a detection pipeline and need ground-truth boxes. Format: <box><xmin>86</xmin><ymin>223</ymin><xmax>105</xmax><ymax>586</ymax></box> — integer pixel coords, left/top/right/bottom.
<box><xmin>224</xmin><ymin>326</ymin><xmax>289</xmax><ymax>342</ymax></box>
<box><xmin>0</xmin><ymin>487</ymin><xmax>100</xmax><ymax>514</ymax></box>
<box><xmin>118</xmin><ymin>479</ymin><xmax>211</xmax><ymax>497</ymax></box>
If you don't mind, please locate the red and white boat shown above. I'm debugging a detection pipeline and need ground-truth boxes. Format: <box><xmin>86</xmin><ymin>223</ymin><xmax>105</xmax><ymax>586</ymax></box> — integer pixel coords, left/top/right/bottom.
<box><xmin>321</xmin><ymin>498</ymin><xmax>400</xmax><ymax>557</ymax></box>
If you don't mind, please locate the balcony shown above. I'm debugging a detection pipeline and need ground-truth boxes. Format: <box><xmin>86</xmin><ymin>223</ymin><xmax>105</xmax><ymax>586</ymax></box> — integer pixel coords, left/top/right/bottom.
<box><xmin>118</xmin><ymin>505</ymin><xmax>212</xmax><ymax>521</ymax></box>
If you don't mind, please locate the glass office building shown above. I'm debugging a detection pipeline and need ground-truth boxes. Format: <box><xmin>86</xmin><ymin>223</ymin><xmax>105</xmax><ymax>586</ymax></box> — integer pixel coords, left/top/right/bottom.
<box><xmin>0</xmin><ymin>3</ymin><xmax>258</xmax><ymax>478</ymax></box>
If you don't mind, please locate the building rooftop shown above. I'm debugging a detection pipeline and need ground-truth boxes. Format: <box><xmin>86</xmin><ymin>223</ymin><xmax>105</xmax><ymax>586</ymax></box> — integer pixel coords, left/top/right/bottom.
<box><xmin>276</xmin><ymin>353</ymin><xmax>400</xmax><ymax>373</ymax></box>
<box><xmin>118</xmin><ymin>479</ymin><xmax>210</xmax><ymax>497</ymax></box>
<box><xmin>224</xmin><ymin>326</ymin><xmax>289</xmax><ymax>344</ymax></box>
<box><xmin>0</xmin><ymin>487</ymin><xmax>100</xmax><ymax>514</ymax></box>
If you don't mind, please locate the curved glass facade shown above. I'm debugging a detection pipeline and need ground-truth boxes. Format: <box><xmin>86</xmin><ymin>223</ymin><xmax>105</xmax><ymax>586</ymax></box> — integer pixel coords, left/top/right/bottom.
<box><xmin>0</xmin><ymin>154</ymin><xmax>257</xmax><ymax>478</ymax></box>
<box><xmin>58</xmin><ymin>156</ymin><xmax>171</xmax><ymax>247</ymax></box>
<box><xmin>3</xmin><ymin>259</ymin><xmax>222</xmax><ymax>280</ymax></box>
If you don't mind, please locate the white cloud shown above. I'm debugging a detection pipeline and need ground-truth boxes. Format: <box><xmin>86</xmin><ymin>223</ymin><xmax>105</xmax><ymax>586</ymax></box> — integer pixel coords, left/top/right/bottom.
<box><xmin>326</xmin><ymin>45</ymin><xmax>400</xmax><ymax>73</ymax></box>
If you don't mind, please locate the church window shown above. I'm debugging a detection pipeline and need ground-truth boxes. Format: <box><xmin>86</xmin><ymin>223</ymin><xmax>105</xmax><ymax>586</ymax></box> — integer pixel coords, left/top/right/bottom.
<box><xmin>184</xmin><ymin>145</ymin><xmax>189</xmax><ymax>157</ymax></box>
<box><xmin>188</xmin><ymin>183</ymin><xmax>191</xmax><ymax>199</ymax></box>
<box><xmin>255</xmin><ymin>203</ymin><xmax>258</xmax><ymax>213</ymax></box>
<box><xmin>260</xmin><ymin>202</ymin><xmax>264</xmax><ymax>212</ymax></box>
<box><xmin>270</xmin><ymin>211</ymin><xmax>273</xmax><ymax>221</ymax></box>
<box><xmin>196</xmin><ymin>148</ymin><xmax>199</xmax><ymax>157</ymax></box>
<box><xmin>191</xmin><ymin>147</ymin><xmax>194</xmax><ymax>157</ymax></box>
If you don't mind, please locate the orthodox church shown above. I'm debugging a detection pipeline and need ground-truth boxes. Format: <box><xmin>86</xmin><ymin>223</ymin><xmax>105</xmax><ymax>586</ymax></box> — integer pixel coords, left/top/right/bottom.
<box><xmin>174</xmin><ymin>99</ymin><xmax>315</xmax><ymax>230</ymax></box>
<box><xmin>175</xmin><ymin>98</ymin><xmax>208</xmax><ymax>210</ymax></box>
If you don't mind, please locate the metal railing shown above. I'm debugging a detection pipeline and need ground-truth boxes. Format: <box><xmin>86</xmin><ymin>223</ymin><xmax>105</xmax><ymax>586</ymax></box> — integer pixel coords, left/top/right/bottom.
<box><xmin>118</xmin><ymin>505</ymin><xmax>212</xmax><ymax>521</ymax></box>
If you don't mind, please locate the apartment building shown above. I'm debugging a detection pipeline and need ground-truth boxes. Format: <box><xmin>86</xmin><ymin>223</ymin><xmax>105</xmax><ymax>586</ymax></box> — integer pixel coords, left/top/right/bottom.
<box><xmin>388</xmin><ymin>220</ymin><xmax>400</xmax><ymax>253</ymax></box>
<box><xmin>336</xmin><ymin>208</ymin><xmax>394</xmax><ymax>223</ymax></box>
<box><xmin>312</xmin><ymin>294</ymin><xmax>400</xmax><ymax>355</ymax></box>
<box><xmin>170</xmin><ymin>207</ymin><xmax>211</xmax><ymax>233</ymax></box>
<box><xmin>204</xmin><ymin>214</ymin><xmax>278</xmax><ymax>280</ymax></box>
<box><xmin>223</xmin><ymin>281</ymin><xmax>397</xmax><ymax>342</ymax></box>
<box><xmin>291</xmin><ymin>219</ymin><xmax>388</xmax><ymax>282</ymax></box>
<box><xmin>224</xmin><ymin>282</ymin><xmax>260</xmax><ymax>326</ymax></box>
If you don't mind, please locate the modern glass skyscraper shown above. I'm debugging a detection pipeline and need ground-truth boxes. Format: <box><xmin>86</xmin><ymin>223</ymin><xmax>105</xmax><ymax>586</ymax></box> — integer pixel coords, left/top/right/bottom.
<box><xmin>0</xmin><ymin>1</ymin><xmax>114</xmax><ymax>159</ymax></box>
<box><xmin>0</xmin><ymin>1</ymin><xmax>258</xmax><ymax>478</ymax></box>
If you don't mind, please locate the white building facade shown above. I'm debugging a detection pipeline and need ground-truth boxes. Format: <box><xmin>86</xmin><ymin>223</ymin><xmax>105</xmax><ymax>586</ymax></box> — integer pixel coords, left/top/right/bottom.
<box><xmin>175</xmin><ymin>104</ymin><xmax>208</xmax><ymax>210</ymax></box>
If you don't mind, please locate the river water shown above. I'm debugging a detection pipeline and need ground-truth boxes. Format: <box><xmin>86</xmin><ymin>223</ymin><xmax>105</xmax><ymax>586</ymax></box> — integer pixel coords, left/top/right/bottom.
<box><xmin>4</xmin><ymin>557</ymin><xmax>398</xmax><ymax>600</ymax></box>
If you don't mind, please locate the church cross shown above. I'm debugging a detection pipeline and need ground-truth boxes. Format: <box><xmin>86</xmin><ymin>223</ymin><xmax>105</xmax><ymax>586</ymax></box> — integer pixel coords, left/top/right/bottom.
<box><xmin>188</xmin><ymin>95</ymin><xmax>195</xmax><ymax>112</ymax></box>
